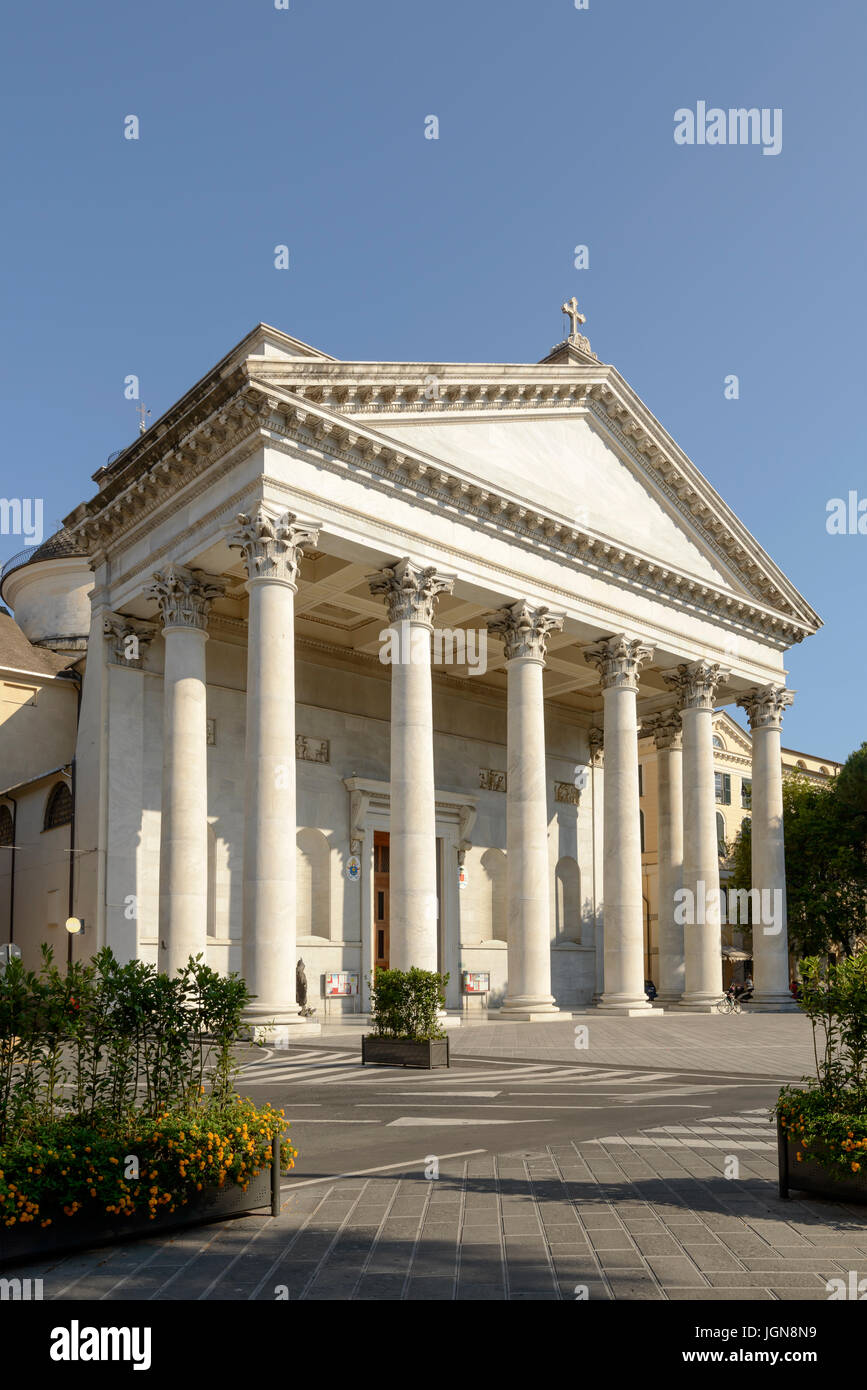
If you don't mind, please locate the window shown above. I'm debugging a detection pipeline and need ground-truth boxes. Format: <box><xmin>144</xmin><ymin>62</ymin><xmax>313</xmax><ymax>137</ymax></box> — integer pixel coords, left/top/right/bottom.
<box><xmin>741</xmin><ymin>778</ymin><xmax>752</xmax><ymax>809</ymax></box>
<box><xmin>44</xmin><ymin>781</ymin><xmax>73</xmax><ymax>831</ymax></box>
<box><xmin>0</xmin><ymin>805</ymin><xmax>12</xmax><ymax>847</ymax></box>
<box><xmin>638</xmin><ymin>763</ymin><xmax>643</xmax><ymax>797</ymax></box>
<box><xmin>554</xmin><ymin>857</ymin><xmax>581</xmax><ymax>944</ymax></box>
<box><xmin>820</xmin><ymin>766</ymin><xmax>829</xmax><ymax>776</ymax></box>
<box><xmin>716</xmin><ymin>812</ymin><xmax>727</xmax><ymax>856</ymax></box>
<box><xmin>296</xmin><ymin>828</ymin><xmax>331</xmax><ymax>939</ymax></box>
<box><xmin>796</xmin><ymin>760</ymin><xmax>807</xmax><ymax>771</ymax></box>
<box><xmin>480</xmin><ymin>848</ymin><xmax>507</xmax><ymax>942</ymax></box>
<box><xmin>639</xmin><ymin>809</ymin><xmax>645</xmax><ymax>853</ymax></box>
<box><xmin>715</xmin><ymin>772</ymin><xmax>731</xmax><ymax>805</ymax></box>
<box><xmin>712</xmin><ymin>734</ymin><xmax>725</xmax><ymax>750</ymax></box>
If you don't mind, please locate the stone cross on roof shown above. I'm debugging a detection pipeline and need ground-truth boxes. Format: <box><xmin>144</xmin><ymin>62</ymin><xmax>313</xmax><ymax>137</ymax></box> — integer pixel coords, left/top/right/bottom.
<box><xmin>561</xmin><ymin>296</ymin><xmax>586</xmax><ymax>338</ymax></box>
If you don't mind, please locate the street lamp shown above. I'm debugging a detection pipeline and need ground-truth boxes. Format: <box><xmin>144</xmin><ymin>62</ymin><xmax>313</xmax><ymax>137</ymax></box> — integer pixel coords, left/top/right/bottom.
<box><xmin>65</xmin><ymin>915</ymin><xmax>82</xmax><ymax>969</ymax></box>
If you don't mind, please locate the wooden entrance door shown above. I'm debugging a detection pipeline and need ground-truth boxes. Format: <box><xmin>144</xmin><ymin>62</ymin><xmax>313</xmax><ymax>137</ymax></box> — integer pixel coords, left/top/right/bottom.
<box><xmin>373</xmin><ymin>830</ymin><xmax>390</xmax><ymax>972</ymax></box>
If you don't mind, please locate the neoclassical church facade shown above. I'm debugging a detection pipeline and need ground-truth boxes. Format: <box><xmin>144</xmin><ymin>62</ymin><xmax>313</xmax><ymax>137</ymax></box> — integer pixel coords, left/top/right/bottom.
<box><xmin>0</xmin><ymin>313</ymin><xmax>821</xmax><ymax>1028</ymax></box>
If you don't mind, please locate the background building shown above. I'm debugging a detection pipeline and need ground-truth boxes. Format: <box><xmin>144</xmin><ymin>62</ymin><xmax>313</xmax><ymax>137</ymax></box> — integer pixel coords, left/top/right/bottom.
<box><xmin>639</xmin><ymin>714</ymin><xmax>841</xmax><ymax>990</ymax></box>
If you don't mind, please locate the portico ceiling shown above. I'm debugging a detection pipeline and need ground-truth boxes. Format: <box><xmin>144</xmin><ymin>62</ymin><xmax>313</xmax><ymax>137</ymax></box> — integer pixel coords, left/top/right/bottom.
<box><xmin>202</xmin><ymin>542</ymin><xmax>742</xmax><ymax>720</ymax></box>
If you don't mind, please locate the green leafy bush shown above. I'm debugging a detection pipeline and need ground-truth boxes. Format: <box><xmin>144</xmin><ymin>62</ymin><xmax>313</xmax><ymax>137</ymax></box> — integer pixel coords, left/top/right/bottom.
<box><xmin>0</xmin><ymin>946</ymin><xmax>295</xmax><ymax>1232</ymax></box>
<box><xmin>776</xmin><ymin>947</ymin><xmax>867</xmax><ymax>1175</ymax></box>
<box><xmin>368</xmin><ymin>967</ymin><xmax>448</xmax><ymax>1041</ymax></box>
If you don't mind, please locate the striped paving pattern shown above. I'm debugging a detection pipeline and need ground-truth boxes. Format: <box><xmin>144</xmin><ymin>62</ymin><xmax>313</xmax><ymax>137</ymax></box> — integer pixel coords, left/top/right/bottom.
<box><xmin>234</xmin><ymin>1048</ymin><xmax>679</xmax><ymax>1091</ymax></box>
<box><xmin>590</xmin><ymin>1107</ymin><xmax>776</xmax><ymax>1151</ymax></box>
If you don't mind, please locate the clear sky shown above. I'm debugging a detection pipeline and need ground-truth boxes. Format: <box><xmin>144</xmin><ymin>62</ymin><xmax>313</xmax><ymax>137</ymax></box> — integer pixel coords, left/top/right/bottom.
<box><xmin>0</xmin><ymin>0</ymin><xmax>864</xmax><ymax>761</ymax></box>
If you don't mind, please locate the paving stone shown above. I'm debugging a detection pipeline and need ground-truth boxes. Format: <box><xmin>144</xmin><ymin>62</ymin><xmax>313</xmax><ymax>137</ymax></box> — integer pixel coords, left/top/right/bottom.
<box><xmin>645</xmin><ymin>1257</ymin><xmax>707</xmax><ymax>1287</ymax></box>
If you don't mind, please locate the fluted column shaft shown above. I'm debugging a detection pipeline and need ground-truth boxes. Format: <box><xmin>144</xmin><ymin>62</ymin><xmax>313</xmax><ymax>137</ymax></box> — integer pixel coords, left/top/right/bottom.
<box><xmin>150</xmin><ymin>566</ymin><xmax>225</xmax><ymax>976</ymax></box>
<box><xmin>665</xmin><ymin>660</ymin><xmax>726</xmax><ymax>1010</ymax></box>
<box><xmin>369</xmin><ymin>558</ymin><xmax>454</xmax><ymax>972</ymax></box>
<box><xmin>489</xmin><ymin>603</ymin><xmax>564</xmax><ymax>1017</ymax></box>
<box><xmin>230</xmin><ymin>509</ymin><xmax>318</xmax><ymax>1031</ymax></box>
<box><xmin>585</xmin><ymin>636</ymin><xmax>656</xmax><ymax>1014</ymax></box>
<box><xmin>647</xmin><ymin>713</ymin><xmax>685</xmax><ymax>1004</ymax></box>
<box><xmin>737</xmin><ymin>685</ymin><xmax>797</xmax><ymax>1010</ymax></box>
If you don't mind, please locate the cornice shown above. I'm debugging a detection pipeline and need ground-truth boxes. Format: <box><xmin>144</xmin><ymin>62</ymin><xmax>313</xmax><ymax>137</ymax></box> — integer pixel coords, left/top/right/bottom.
<box><xmin>247</xmin><ymin>361</ymin><xmax>820</xmax><ymax>630</ymax></box>
<box><xmin>62</xmin><ymin>377</ymin><xmax>814</xmax><ymax>653</ymax></box>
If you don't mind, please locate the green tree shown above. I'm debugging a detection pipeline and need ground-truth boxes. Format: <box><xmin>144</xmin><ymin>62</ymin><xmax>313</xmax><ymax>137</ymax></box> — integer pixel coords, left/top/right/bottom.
<box><xmin>730</xmin><ymin>753</ymin><xmax>867</xmax><ymax>959</ymax></box>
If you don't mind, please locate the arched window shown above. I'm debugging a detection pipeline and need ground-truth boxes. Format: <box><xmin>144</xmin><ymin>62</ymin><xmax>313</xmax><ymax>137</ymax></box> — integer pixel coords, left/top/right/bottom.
<box><xmin>796</xmin><ymin>760</ymin><xmax>807</xmax><ymax>771</ymax></box>
<box><xmin>44</xmin><ymin>781</ymin><xmax>73</xmax><ymax>831</ymax></box>
<box><xmin>555</xmin><ymin>857</ymin><xmax>581</xmax><ymax>943</ymax></box>
<box><xmin>480</xmin><ymin>848</ymin><xmax>507</xmax><ymax>942</ymax></box>
<box><xmin>296</xmin><ymin>828</ymin><xmax>331</xmax><ymax>939</ymax></box>
<box><xmin>712</xmin><ymin>735</ymin><xmax>725</xmax><ymax>750</ymax></box>
<box><xmin>716</xmin><ymin>812</ymin><xmax>726</xmax><ymax>856</ymax></box>
<box><xmin>0</xmin><ymin>805</ymin><xmax>12</xmax><ymax>847</ymax></box>
<box><xmin>819</xmin><ymin>766</ymin><xmax>829</xmax><ymax>776</ymax></box>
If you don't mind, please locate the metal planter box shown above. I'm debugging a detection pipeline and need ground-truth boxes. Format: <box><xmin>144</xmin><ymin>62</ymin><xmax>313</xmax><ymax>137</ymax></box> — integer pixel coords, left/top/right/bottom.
<box><xmin>777</xmin><ymin>1115</ymin><xmax>867</xmax><ymax>1204</ymax></box>
<box><xmin>0</xmin><ymin>1164</ymin><xmax>273</xmax><ymax>1267</ymax></box>
<box><xmin>362</xmin><ymin>1035</ymin><xmax>450</xmax><ymax>1069</ymax></box>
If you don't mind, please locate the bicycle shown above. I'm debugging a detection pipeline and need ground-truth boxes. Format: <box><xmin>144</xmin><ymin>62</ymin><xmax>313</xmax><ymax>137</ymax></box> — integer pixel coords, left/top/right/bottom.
<box><xmin>719</xmin><ymin>993</ymin><xmax>742</xmax><ymax>1014</ymax></box>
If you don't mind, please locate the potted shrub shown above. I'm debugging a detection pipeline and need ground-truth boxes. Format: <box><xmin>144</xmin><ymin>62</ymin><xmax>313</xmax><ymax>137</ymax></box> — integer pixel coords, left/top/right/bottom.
<box><xmin>362</xmin><ymin>967</ymin><xmax>449</xmax><ymax>1068</ymax></box>
<box><xmin>776</xmin><ymin>949</ymin><xmax>867</xmax><ymax>1203</ymax></box>
<box><xmin>0</xmin><ymin>947</ymin><xmax>295</xmax><ymax>1263</ymax></box>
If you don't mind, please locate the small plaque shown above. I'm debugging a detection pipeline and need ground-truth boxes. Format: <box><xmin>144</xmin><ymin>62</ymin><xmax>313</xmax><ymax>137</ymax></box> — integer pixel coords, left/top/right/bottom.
<box><xmin>326</xmin><ymin>972</ymin><xmax>358</xmax><ymax>997</ymax></box>
<box><xmin>462</xmin><ymin>970</ymin><xmax>490</xmax><ymax>995</ymax></box>
<box><xmin>479</xmin><ymin>768</ymin><xmax>506</xmax><ymax>792</ymax></box>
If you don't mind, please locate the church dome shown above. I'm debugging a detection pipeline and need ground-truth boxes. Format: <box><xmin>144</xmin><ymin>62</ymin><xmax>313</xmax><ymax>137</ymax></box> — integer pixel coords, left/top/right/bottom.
<box><xmin>0</xmin><ymin>528</ymin><xmax>93</xmax><ymax>653</ymax></box>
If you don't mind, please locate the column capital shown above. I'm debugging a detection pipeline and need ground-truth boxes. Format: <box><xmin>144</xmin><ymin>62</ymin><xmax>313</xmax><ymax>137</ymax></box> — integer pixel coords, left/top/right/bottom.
<box><xmin>736</xmin><ymin>684</ymin><xmax>794</xmax><ymax>732</ymax></box>
<box><xmin>148</xmin><ymin>565</ymin><xmax>226</xmax><ymax>632</ymax></box>
<box><xmin>367</xmin><ymin>556</ymin><xmax>455</xmax><ymax>626</ymax></box>
<box><xmin>641</xmin><ymin>710</ymin><xmax>683</xmax><ymax>751</ymax></box>
<box><xmin>584</xmin><ymin>634</ymin><xmax>654</xmax><ymax>691</ymax></box>
<box><xmin>103</xmin><ymin>613</ymin><xmax>158</xmax><ymax>666</ymax></box>
<box><xmin>228</xmin><ymin>506</ymin><xmax>319</xmax><ymax>586</ymax></box>
<box><xmin>588</xmin><ymin>725</ymin><xmax>604</xmax><ymax>765</ymax></box>
<box><xmin>487</xmin><ymin>601</ymin><xmax>564</xmax><ymax>662</ymax></box>
<box><xmin>663</xmin><ymin>659</ymin><xmax>727</xmax><ymax>712</ymax></box>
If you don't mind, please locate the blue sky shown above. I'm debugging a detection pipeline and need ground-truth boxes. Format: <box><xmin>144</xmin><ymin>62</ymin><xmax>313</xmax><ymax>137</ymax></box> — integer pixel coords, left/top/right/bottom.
<box><xmin>1</xmin><ymin>0</ymin><xmax>864</xmax><ymax>761</ymax></box>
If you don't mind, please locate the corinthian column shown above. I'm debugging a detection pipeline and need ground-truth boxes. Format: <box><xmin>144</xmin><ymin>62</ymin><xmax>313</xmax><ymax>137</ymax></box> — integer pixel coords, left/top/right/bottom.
<box><xmin>149</xmin><ymin>565</ymin><xmax>226</xmax><ymax>976</ymax></box>
<box><xmin>488</xmin><ymin>602</ymin><xmax>564</xmax><ymax>1018</ymax></box>
<box><xmin>229</xmin><ymin>507</ymin><xmax>319</xmax><ymax>1035</ymax></box>
<box><xmin>584</xmin><ymin>635</ymin><xmax>657</xmax><ymax>1014</ymax></box>
<box><xmin>368</xmin><ymin>558</ymin><xmax>454</xmax><ymax>972</ymax></box>
<box><xmin>644</xmin><ymin>711</ymin><xmax>685</xmax><ymax>1005</ymax></box>
<box><xmin>736</xmin><ymin>685</ymin><xmax>797</xmax><ymax>1011</ymax></box>
<box><xmin>664</xmin><ymin>660</ymin><xmax>727</xmax><ymax>1010</ymax></box>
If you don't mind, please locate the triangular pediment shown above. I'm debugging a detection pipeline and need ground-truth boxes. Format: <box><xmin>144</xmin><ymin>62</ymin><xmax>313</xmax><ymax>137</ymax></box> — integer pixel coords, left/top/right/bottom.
<box><xmin>245</xmin><ymin>352</ymin><xmax>820</xmax><ymax>633</ymax></box>
<box><xmin>371</xmin><ymin>413</ymin><xmax>741</xmax><ymax>591</ymax></box>
<box><xmin>712</xmin><ymin>710</ymin><xmax>753</xmax><ymax>754</ymax></box>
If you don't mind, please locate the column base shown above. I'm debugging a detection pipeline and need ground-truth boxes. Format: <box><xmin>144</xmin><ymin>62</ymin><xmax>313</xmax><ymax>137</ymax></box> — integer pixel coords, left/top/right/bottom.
<box><xmin>742</xmin><ymin>995</ymin><xmax>800</xmax><ymax>1013</ymax></box>
<box><xmin>653</xmin><ymin>994</ymin><xmax>681</xmax><ymax>1007</ymax></box>
<box><xmin>673</xmin><ymin>994</ymin><xmax>724</xmax><ymax>1013</ymax></box>
<box><xmin>243</xmin><ymin>1007</ymin><xmax>322</xmax><ymax>1044</ymax></box>
<box><xmin>487</xmin><ymin>1008</ymin><xmax>566</xmax><ymax>1022</ymax></box>
<box><xmin>596</xmin><ymin>993</ymin><xmax>662</xmax><ymax>1016</ymax></box>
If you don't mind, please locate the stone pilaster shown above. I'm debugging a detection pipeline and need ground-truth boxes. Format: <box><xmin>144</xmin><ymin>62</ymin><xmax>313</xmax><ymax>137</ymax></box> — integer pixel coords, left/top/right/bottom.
<box><xmin>584</xmin><ymin>636</ymin><xmax>658</xmax><ymax>1014</ymax></box>
<box><xmin>368</xmin><ymin>558</ymin><xmax>454</xmax><ymax>972</ymax></box>
<box><xmin>487</xmin><ymin>603</ymin><xmax>564</xmax><ymax>1018</ymax></box>
<box><xmin>643</xmin><ymin>711</ymin><xmax>685</xmax><ymax>1005</ymax></box>
<box><xmin>149</xmin><ymin>565</ymin><xmax>226</xmax><ymax>977</ymax></box>
<box><xmin>229</xmin><ymin>508</ymin><xmax>320</xmax><ymax>1036</ymax></box>
<box><xmin>663</xmin><ymin>660</ymin><xmax>727</xmax><ymax>1010</ymax></box>
<box><xmin>736</xmin><ymin>684</ymin><xmax>797</xmax><ymax>1011</ymax></box>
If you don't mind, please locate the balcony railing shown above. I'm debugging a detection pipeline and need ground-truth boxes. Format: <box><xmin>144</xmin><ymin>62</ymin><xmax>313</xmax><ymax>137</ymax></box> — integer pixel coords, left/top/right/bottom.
<box><xmin>0</xmin><ymin>547</ymin><xmax>37</xmax><ymax>585</ymax></box>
